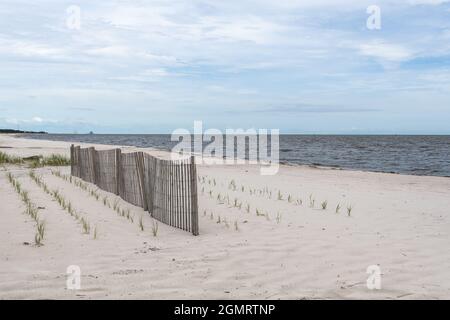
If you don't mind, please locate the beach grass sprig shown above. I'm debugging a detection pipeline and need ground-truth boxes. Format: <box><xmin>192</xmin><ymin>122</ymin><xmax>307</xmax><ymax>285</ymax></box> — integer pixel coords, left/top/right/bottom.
<box><xmin>139</xmin><ymin>215</ymin><xmax>145</xmax><ymax>231</ymax></box>
<box><xmin>151</xmin><ymin>220</ymin><xmax>159</xmax><ymax>237</ymax></box>
<box><xmin>347</xmin><ymin>205</ymin><xmax>353</xmax><ymax>216</ymax></box>
<box><xmin>309</xmin><ymin>194</ymin><xmax>315</xmax><ymax>208</ymax></box>
<box><xmin>30</xmin><ymin>154</ymin><xmax>71</xmax><ymax>168</ymax></box>
<box><xmin>335</xmin><ymin>203</ymin><xmax>341</xmax><ymax>214</ymax></box>
<box><xmin>52</xmin><ymin>171</ymin><xmax>138</xmax><ymax>228</ymax></box>
<box><xmin>277</xmin><ymin>190</ymin><xmax>283</xmax><ymax>201</ymax></box>
<box><xmin>30</xmin><ymin>170</ymin><xmax>92</xmax><ymax>236</ymax></box>
<box><xmin>0</xmin><ymin>151</ymin><xmax>24</xmax><ymax>165</ymax></box>
<box><xmin>276</xmin><ymin>212</ymin><xmax>282</xmax><ymax>224</ymax></box>
<box><xmin>7</xmin><ymin>171</ymin><xmax>46</xmax><ymax>246</ymax></box>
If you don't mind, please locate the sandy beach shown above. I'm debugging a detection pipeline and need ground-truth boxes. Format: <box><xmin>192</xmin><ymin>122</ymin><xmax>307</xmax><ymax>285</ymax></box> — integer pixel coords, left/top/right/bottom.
<box><xmin>1</xmin><ymin>134</ymin><xmax>449</xmax><ymax>300</ymax></box>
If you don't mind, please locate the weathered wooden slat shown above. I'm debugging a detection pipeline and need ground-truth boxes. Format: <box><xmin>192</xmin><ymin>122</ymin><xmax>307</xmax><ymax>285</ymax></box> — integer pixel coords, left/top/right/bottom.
<box><xmin>186</xmin><ymin>159</ymin><xmax>192</xmax><ymax>232</ymax></box>
<box><xmin>175</xmin><ymin>160</ymin><xmax>180</xmax><ymax>229</ymax></box>
<box><xmin>115</xmin><ymin>149</ymin><xmax>121</xmax><ymax>195</ymax></box>
<box><xmin>136</xmin><ymin>152</ymin><xmax>148</xmax><ymax>211</ymax></box>
<box><xmin>190</xmin><ymin>155</ymin><xmax>199</xmax><ymax>236</ymax></box>
<box><xmin>156</xmin><ymin>158</ymin><xmax>162</xmax><ymax>221</ymax></box>
<box><xmin>70</xmin><ymin>144</ymin><xmax>75</xmax><ymax>176</ymax></box>
<box><xmin>89</xmin><ymin>147</ymin><xmax>96</xmax><ymax>185</ymax></box>
<box><xmin>162</xmin><ymin>160</ymin><xmax>167</xmax><ymax>225</ymax></box>
<box><xmin>183</xmin><ymin>159</ymin><xmax>188</xmax><ymax>231</ymax></box>
<box><xmin>76</xmin><ymin>146</ymin><xmax>81</xmax><ymax>178</ymax></box>
<box><xmin>171</xmin><ymin>161</ymin><xmax>175</xmax><ymax>227</ymax></box>
<box><xmin>168</xmin><ymin>161</ymin><xmax>172</xmax><ymax>226</ymax></box>
<box><xmin>153</xmin><ymin>158</ymin><xmax>159</xmax><ymax>219</ymax></box>
<box><xmin>150</xmin><ymin>156</ymin><xmax>156</xmax><ymax>213</ymax></box>
<box><xmin>179</xmin><ymin>160</ymin><xmax>183</xmax><ymax>230</ymax></box>
<box><xmin>166</xmin><ymin>160</ymin><xmax>170</xmax><ymax>226</ymax></box>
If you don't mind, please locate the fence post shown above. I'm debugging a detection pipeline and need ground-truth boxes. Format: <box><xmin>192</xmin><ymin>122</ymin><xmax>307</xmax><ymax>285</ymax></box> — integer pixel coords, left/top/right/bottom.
<box><xmin>93</xmin><ymin>149</ymin><xmax>99</xmax><ymax>186</ymax></box>
<box><xmin>189</xmin><ymin>155</ymin><xmax>199</xmax><ymax>236</ymax></box>
<box><xmin>154</xmin><ymin>158</ymin><xmax>160</xmax><ymax>219</ymax></box>
<box><xmin>70</xmin><ymin>144</ymin><xmax>74</xmax><ymax>176</ymax></box>
<box><xmin>88</xmin><ymin>147</ymin><xmax>96</xmax><ymax>184</ymax></box>
<box><xmin>76</xmin><ymin>146</ymin><xmax>81</xmax><ymax>178</ymax></box>
<box><xmin>151</xmin><ymin>157</ymin><xmax>158</xmax><ymax>217</ymax></box>
<box><xmin>115</xmin><ymin>148</ymin><xmax>121</xmax><ymax>196</ymax></box>
<box><xmin>149</xmin><ymin>156</ymin><xmax>156</xmax><ymax>214</ymax></box>
<box><xmin>136</xmin><ymin>152</ymin><xmax>148</xmax><ymax>211</ymax></box>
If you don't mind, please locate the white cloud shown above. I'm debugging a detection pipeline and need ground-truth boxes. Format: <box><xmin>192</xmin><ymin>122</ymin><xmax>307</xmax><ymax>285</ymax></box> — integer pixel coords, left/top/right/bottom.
<box><xmin>85</xmin><ymin>45</ymin><xmax>131</xmax><ymax>57</ymax></box>
<box><xmin>5</xmin><ymin>117</ymin><xmax>58</xmax><ymax>124</ymax></box>
<box><xmin>195</xmin><ymin>15</ymin><xmax>284</xmax><ymax>44</ymax></box>
<box><xmin>407</xmin><ymin>0</ymin><xmax>450</xmax><ymax>5</ymax></box>
<box><xmin>141</xmin><ymin>68</ymin><xmax>170</xmax><ymax>77</ymax></box>
<box><xmin>5</xmin><ymin>118</ymin><xmax>18</xmax><ymax>125</ymax></box>
<box><xmin>108</xmin><ymin>68</ymin><xmax>176</xmax><ymax>83</ymax></box>
<box><xmin>358</xmin><ymin>41</ymin><xmax>414</xmax><ymax>62</ymax></box>
<box><xmin>0</xmin><ymin>37</ymin><xmax>66</xmax><ymax>58</ymax></box>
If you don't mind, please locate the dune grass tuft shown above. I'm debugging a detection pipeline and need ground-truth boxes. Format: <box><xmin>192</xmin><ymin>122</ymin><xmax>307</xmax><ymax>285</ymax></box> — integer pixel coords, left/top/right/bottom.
<box><xmin>276</xmin><ymin>212</ymin><xmax>282</xmax><ymax>224</ymax></box>
<box><xmin>309</xmin><ymin>194</ymin><xmax>315</xmax><ymax>208</ymax></box>
<box><xmin>335</xmin><ymin>203</ymin><xmax>341</xmax><ymax>214</ymax></box>
<box><xmin>0</xmin><ymin>151</ymin><xmax>24</xmax><ymax>165</ymax></box>
<box><xmin>7</xmin><ymin>171</ymin><xmax>46</xmax><ymax>246</ymax></box>
<box><xmin>0</xmin><ymin>153</ymin><xmax>71</xmax><ymax>168</ymax></box>
<box><xmin>81</xmin><ymin>217</ymin><xmax>90</xmax><ymax>234</ymax></box>
<box><xmin>37</xmin><ymin>221</ymin><xmax>46</xmax><ymax>241</ymax></box>
<box><xmin>30</xmin><ymin>170</ymin><xmax>93</xmax><ymax>236</ymax></box>
<box><xmin>30</xmin><ymin>154</ymin><xmax>71</xmax><ymax>168</ymax></box>
<box><xmin>151</xmin><ymin>220</ymin><xmax>159</xmax><ymax>237</ymax></box>
<box><xmin>139</xmin><ymin>215</ymin><xmax>145</xmax><ymax>231</ymax></box>
<box><xmin>52</xmin><ymin>171</ymin><xmax>138</xmax><ymax>227</ymax></box>
<box><xmin>347</xmin><ymin>205</ymin><xmax>353</xmax><ymax>216</ymax></box>
<box><xmin>277</xmin><ymin>190</ymin><xmax>283</xmax><ymax>201</ymax></box>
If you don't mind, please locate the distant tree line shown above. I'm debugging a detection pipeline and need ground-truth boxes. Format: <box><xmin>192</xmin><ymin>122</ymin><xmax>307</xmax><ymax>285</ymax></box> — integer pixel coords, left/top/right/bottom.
<box><xmin>0</xmin><ymin>129</ymin><xmax>48</xmax><ymax>134</ymax></box>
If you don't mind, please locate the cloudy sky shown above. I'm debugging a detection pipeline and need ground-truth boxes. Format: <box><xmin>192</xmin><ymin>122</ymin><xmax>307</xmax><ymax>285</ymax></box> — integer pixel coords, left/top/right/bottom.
<box><xmin>0</xmin><ymin>0</ymin><xmax>449</xmax><ymax>134</ymax></box>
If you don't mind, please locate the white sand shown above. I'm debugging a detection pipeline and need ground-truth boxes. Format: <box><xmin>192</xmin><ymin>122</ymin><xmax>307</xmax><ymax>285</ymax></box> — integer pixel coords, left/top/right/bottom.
<box><xmin>1</xmin><ymin>134</ymin><xmax>449</xmax><ymax>299</ymax></box>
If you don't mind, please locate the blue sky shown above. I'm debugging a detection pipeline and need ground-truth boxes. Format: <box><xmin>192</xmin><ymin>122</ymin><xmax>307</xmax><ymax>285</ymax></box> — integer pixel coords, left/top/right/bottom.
<box><xmin>0</xmin><ymin>0</ymin><xmax>449</xmax><ymax>134</ymax></box>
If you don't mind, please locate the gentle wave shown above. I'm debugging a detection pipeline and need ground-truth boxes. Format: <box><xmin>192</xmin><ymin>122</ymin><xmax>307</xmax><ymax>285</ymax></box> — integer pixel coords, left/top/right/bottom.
<box><xmin>21</xmin><ymin>134</ymin><xmax>450</xmax><ymax>177</ymax></box>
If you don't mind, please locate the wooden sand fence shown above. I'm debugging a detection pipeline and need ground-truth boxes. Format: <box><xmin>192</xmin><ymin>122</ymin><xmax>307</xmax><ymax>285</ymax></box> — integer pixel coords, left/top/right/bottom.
<box><xmin>70</xmin><ymin>145</ymin><xmax>199</xmax><ymax>235</ymax></box>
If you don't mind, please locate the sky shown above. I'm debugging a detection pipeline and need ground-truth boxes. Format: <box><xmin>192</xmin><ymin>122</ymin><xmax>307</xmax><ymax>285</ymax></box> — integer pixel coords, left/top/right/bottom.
<box><xmin>0</xmin><ymin>0</ymin><xmax>449</xmax><ymax>134</ymax></box>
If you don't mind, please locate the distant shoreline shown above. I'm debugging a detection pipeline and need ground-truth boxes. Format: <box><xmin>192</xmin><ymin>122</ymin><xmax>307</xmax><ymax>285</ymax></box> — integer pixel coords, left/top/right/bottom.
<box><xmin>0</xmin><ymin>129</ymin><xmax>47</xmax><ymax>134</ymax></box>
<box><xmin>17</xmin><ymin>132</ymin><xmax>450</xmax><ymax>178</ymax></box>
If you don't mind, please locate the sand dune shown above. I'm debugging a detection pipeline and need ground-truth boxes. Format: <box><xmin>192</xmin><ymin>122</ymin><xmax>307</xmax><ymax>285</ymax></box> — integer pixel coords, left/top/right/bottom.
<box><xmin>1</xmin><ymin>134</ymin><xmax>449</xmax><ymax>299</ymax></box>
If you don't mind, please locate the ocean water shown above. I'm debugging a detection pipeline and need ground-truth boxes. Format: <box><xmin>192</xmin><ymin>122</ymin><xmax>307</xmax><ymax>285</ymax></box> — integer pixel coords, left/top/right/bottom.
<box><xmin>22</xmin><ymin>134</ymin><xmax>450</xmax><ymax>177</ymax></box>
